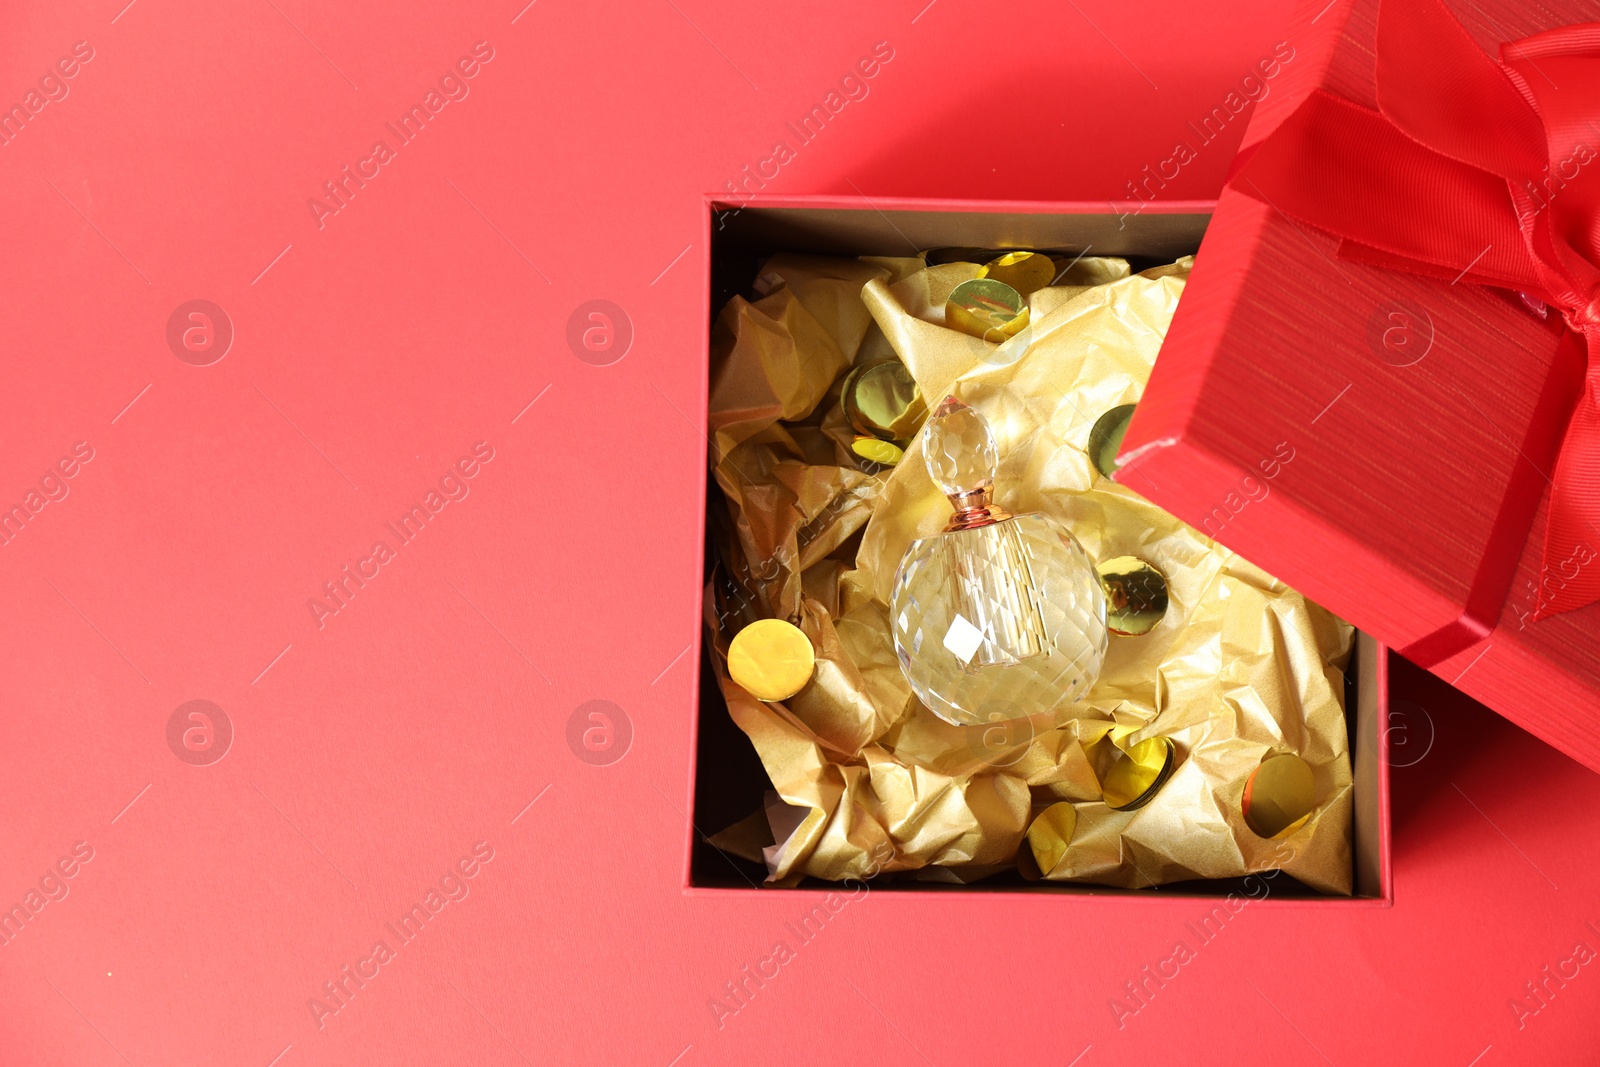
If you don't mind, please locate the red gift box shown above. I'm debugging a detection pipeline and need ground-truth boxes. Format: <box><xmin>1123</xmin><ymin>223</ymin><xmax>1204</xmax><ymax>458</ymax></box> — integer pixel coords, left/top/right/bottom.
<box><xmin>1121</xmin><ymin>0</ymin><xmax>1600</xmax><ymax>774</ymax></box>
<box><xmin>691</xmin><ymin>196</ymin><xmax>1391</xmax><ymax>903</ymax></box>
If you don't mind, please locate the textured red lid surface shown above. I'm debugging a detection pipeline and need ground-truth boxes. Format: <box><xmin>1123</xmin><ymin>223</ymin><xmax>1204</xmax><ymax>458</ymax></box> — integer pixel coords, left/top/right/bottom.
<box><xmin>1123</xmin><ymin>0</ymin><xmax>1600</xmax><ymax>772</ymax></box>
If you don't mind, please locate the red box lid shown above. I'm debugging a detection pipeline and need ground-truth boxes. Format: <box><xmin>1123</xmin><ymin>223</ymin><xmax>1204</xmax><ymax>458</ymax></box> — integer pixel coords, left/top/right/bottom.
<box><xmin>1123</xmin><ymin>0</ymin><xmax>1600</xmax><ymax>772</ymax></box>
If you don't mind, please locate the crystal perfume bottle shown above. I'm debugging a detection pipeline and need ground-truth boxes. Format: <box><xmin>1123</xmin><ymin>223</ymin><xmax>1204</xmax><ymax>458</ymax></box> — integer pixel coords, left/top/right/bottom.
<box><xmin>890</xmin><ymin>396</ymin><xmax>1108</xmax><ymax>726</ymax></box>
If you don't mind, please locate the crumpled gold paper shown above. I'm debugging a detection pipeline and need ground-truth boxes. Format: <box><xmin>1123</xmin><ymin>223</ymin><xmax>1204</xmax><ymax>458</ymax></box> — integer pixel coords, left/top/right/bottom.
<box><xmin>705</xmin><ymin>250</ymin><xmax>1354</xmax><ymax>893</ymax></box>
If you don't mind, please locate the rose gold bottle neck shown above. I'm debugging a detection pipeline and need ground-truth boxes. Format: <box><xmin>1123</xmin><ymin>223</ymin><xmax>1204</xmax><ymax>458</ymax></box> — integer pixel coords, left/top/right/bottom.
<box><xmin>942</xmin><ymin>487</ymin><xmax>1011</xmax><ymax>532</ymax></box>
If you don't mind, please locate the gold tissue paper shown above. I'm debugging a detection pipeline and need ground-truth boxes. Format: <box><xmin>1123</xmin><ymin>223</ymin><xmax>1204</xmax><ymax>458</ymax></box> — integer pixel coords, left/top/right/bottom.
<box><xmin>703</xmin><ymin>249</ymin><xmax>1354</xmax><ymax>893</ymax></box>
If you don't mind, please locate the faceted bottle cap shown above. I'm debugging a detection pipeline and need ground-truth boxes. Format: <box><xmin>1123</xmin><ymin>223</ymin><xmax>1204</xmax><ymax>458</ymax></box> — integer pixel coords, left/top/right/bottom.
<box><xmin>924</xmin><ymin>395</ymin><xmax>998</xmax><ymax>498</ymax></box>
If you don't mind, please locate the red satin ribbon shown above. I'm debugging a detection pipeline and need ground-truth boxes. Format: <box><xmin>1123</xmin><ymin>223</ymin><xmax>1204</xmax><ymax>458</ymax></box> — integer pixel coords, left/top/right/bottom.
<box><xmin>1231</xmin><ymin>0</ymin><xmax>1600</xmax><ymax>648</ymax></box>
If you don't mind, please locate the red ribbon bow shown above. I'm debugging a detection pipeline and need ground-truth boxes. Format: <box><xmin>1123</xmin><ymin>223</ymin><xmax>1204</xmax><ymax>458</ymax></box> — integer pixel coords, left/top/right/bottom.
<box><xmin>1232</xmin><ymin>0</ymin><xmax>1600</xmax><ymax>624</ymax></box>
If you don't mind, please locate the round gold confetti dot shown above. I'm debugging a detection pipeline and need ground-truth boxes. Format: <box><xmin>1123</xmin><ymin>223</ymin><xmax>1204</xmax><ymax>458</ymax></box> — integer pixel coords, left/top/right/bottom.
<box><xmin>1242</xmin><ymin>753</ymin><xmax>1317</xmax><ymax>839</ymax></box>
<box><xmin>728</xmin><ymin>618</ymin><xmax>816</xmax><ymax>702</ymax></box>
<box><xmin>1102</xmin><ymin>736</ymin><xmax>1176</xmax><ymax>811</ymax></box>
<box><xmin>842</xmin><ymin>361</ymin><xmax>926</xmax><ymax>443</ymax></box>
<box><xmin>1087</xmin><ymin>403</ymin><xmax>1136</xmax><ymax>478</ymax></box>
<box><xmin>1025</xmin><ymin>802</ymin><xmax>1078</xmax><ymax>877</ymax></box>
<box><xmin>1097</xmin><ymin>556</ymin><xmax>1169</xmax><ymax>637</ymax></box>
<box><xmin>978</xmin><ymin>251</ymin><xmax>1057</xmax><ymax>296</ymax></box>
<box><xmin>944</xmin><ymin>278</ymin><xmax>1030</xmax><ymax>343</ymax></box>
<box><xmin>851</xmin><ymin>436</ymin><xmax>905</xmax><ymax>466</ymax></box>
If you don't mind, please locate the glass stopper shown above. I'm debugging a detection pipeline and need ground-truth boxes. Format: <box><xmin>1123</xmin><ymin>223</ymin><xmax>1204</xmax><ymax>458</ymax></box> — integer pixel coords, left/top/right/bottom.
<box><xmin>924</xmin><ymin>395</ymin><xmax>999</xmax><ymax>500</ymax></box>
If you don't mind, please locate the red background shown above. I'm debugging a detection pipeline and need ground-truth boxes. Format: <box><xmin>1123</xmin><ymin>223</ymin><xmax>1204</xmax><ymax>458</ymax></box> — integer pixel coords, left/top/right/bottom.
<box><xmin>0</xmin><ymin>0</ymin><xmax>1595</xmax><ymax>1063</ymax></box>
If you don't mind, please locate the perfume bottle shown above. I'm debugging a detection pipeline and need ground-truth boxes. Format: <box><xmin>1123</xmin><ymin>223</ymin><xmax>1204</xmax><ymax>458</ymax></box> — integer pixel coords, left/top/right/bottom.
<box><xmin>890</xmin><ymin>396</ymin><xmax>1107</xmax><ymax>727</ymax></box>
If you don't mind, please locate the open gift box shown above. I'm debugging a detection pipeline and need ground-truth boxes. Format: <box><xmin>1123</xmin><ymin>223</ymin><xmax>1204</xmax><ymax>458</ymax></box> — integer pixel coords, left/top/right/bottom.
<box><xmin>686</xmin><ymin>198</ymin><xmax>1391</xmax><ymax>903</ymax></box>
